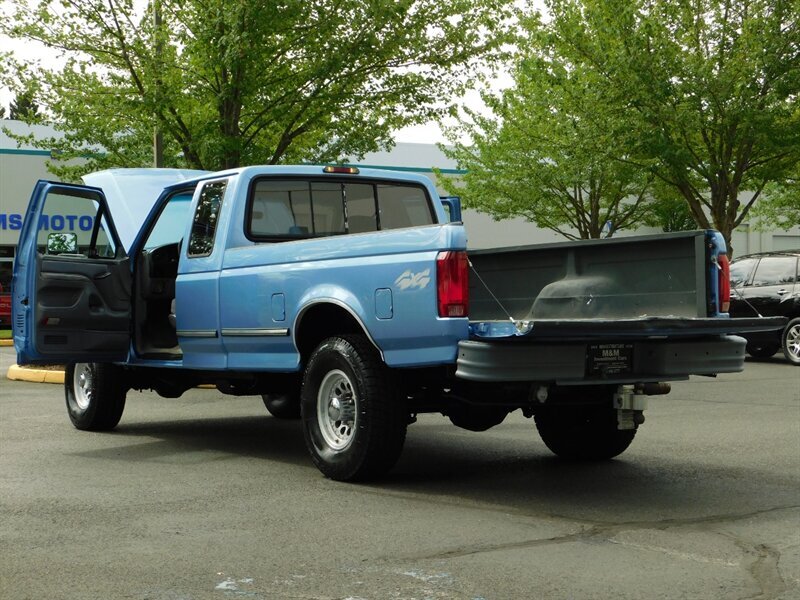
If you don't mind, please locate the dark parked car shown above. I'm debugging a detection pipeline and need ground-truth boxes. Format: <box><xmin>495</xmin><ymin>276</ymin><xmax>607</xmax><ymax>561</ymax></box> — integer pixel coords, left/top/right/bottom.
<box><xmin>729</xmin><ymin>250</ymin><xmax>800</xmax><ymax>365</ymax></box>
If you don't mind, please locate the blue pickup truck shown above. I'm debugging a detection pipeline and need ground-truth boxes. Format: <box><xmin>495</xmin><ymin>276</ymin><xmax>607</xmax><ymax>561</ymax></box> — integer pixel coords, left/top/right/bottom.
<box><xmin>12</xmin><ymin>166</ymin><xmax>783</xmax><ymax>480</ymax></box>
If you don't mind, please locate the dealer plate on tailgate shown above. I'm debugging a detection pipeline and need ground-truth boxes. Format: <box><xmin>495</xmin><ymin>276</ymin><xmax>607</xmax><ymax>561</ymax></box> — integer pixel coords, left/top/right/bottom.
<box><xmin>587</xmin><ymin>343</ymin><xmax>634</xmax><ymax>377</ymax></box>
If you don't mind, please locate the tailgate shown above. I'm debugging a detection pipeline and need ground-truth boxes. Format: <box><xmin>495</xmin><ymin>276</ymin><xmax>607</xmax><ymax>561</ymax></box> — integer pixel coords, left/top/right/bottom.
<box><xmin>469</xmin><ymin>230</ymin><xmax>716</xmax><ymax>322</ymax></box>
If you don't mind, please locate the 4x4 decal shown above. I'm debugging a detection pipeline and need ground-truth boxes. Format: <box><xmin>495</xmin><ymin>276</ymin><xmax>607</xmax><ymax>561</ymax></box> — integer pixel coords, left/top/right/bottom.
<box><xmin>395</xmin><ymin>268</ymin><xmax>431</xmax><ymax>291</ymax></box>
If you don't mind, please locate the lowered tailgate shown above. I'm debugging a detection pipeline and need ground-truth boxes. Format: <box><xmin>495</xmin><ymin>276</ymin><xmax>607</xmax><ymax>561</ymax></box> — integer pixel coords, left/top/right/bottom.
<box><xmin>460</xmin><ymin>231</ymin><xmax>785</xmax><ymax>383</ymax></box>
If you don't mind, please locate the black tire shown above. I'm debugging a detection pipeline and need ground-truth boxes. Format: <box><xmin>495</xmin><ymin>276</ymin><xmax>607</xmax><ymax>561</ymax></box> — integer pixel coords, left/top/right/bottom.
<box><xmin>746</xmin><ymin>343</ymin><xmax>780</xmax><ymax>359</ymax></box>
<box><xmin>535</xmin><ymin>404</ymin><xmax>636</xmax><ymax>460</ymax></box>
<box><xmin>782</xmin><ymin>318</ymin><xmax>800</xmax><ymax>365</ymax></box>
<box><xmin>301</xmin><ymin>335</ymin><xmax>407</xmax><ymax>481</ymax></box>
<box><xmin>65</xmin><ymin>362</ymin><xmax>127</xmax><ymax>431</ymax></box>
<box><xmin>261</xmin><ymin>393</ymin><xmax>301</xmax><ymax>419</ymax></box>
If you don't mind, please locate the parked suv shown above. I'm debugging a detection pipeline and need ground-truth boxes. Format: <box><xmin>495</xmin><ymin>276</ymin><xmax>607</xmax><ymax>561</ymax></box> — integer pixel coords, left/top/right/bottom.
<box><xmin>729</xmin><ymin>250</ymin><xmax>800</xmax><ymax>365</ymax></box>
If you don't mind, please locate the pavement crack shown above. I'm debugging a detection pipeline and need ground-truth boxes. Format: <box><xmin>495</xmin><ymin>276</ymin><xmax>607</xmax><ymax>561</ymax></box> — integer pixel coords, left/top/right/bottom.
<box><xmin>377</xmin><ymin>505</ymin><xmax>800</xmax><ymax>566</ymax></box>
<box><xmin>552</xmin><ymin>505</ymin><xmax>800</xmax><ymax>532</ymax></box>
<box><xmin>390</xmin><ymin>527</ymin><xmax>602</xmax><ymax>561</ymax></box>
<box><xmin>723</xmin><ymin>534</ymin><xmax>788</xmax><ymax>600</ymax></box>
<box><xmin>354</xmin><ymin>485</ymin><xmax>800</xmax><ymax>534</ymax></box>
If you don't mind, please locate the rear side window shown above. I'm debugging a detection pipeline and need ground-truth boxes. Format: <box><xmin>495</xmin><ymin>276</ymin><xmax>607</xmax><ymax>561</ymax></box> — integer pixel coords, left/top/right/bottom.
<box><xmin>188</xmin><ymin>180</ymin><xmax>227</xmax><ymax>257</ymax></box>
<box><xmin>247</xmin><ymin>178</ymin><xmax>434</xmax><ymax>240</ymax></box>
<box><xmin>751</xmin><ymin>256</ymin><xmax>798</xmax><ymax>286</ymax></box>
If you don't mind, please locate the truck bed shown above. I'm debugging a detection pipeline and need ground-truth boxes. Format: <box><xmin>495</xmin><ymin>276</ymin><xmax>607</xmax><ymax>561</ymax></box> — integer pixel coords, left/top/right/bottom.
<box><xmin>460</xmin><ymin>231</ymin><xmax>784</xmax><ymax>383</ymax></box>
<box><xmin>468</xmin><ymin>231</ymin><xmax>711</xmax><ymax>323</ymax></box>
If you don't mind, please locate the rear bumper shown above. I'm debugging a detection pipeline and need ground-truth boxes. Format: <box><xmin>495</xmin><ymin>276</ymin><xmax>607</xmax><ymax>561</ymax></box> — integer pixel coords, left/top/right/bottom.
<box><xmin>456</xmin><ymin>334</ymin><xmax>747</xmax><ymax>384</ymax></box>
<box><xmin>469</xmin><ymin>316</ymin><xmax>787</xmax><ymax>340</ymax></box>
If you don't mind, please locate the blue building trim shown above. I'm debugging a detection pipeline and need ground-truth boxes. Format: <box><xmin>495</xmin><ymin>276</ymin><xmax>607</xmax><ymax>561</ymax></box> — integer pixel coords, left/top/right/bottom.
<box><xmin>0</xmin><ymin>148</ymin><xmax>52</xmax><ymax>157</ymax></box>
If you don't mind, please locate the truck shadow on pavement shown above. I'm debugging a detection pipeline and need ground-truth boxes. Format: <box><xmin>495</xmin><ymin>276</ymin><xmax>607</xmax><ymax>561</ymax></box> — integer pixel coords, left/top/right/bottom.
<box><xmin>381</xmin><ymin>421</ymin><xmax>798</xmax><ymax>523</ymax></box>
<box><xmin>74</xmin><ymin>414</ymin><xmax>313</xmax><ymax>468</ymax></box>
<box><xmin>69</xmin><ymin>410</ymin><xmax>798</xmax><ymax>524</ymax></box>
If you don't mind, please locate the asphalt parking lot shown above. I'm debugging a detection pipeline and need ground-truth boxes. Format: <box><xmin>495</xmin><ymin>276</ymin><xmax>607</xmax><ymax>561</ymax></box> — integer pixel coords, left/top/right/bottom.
<box><xmin>1</xmin><ymin>346</ymin><xmax>798</xmax><ymax>600</ymax></box>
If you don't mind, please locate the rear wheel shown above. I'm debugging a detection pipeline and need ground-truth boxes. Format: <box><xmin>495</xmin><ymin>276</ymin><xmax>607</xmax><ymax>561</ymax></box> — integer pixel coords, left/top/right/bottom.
<box><xmin>301</xmin><ymin>335</ymin><xmax>407</xmax><ymax>481</ymax></box>
<box><xmin>65</xmin><ymin>362</ymin><xmax>127</xmax><ymax>431</ymax></box>
<box><xmin>535</xmin><ymin>403</ymin><xmax>636</xmax><ymax>460</ymax></box>
<box><xmin>782</xmin><ymin>318</ymin><xmax>800</xmax><ymax>365</ymax></box>
<box><xmin>746</xmin><ymin>343</ymin><xmax>779</xmax><ymax>359</ymax></box>
<box><xmin>261</xmin><ymin>393</ymin><xmax>301</xmax><ymax>419</ymax></box>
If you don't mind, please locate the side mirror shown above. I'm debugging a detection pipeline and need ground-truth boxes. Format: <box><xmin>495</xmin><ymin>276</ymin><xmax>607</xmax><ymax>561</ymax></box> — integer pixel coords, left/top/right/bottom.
<box><xmin>47</xmin><ymin>232</ymin><xmax>78</xmax><ymax>255</ymax></box>
<box><xmin>440</xmin><ymin>196</ymin><xmax>462</xmax><ymax>223</ymax></box>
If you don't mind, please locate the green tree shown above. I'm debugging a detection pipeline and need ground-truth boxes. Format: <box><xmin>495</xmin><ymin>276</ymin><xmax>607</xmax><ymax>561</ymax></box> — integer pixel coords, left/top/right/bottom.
<box><xmin>9</xmin><ymin>88</ymin><xmax>39</xmax><ymax>120</ymax></box>
<box><xmin>751</xmin><ymin>169</ymin><xmax>800</xmax><ymax>231</ymax></box>
<box><xmin>544</xmin><ymin>0</ymin><xmax>800</xmax><ymax>255</ymax></box>
<box><xmin>1</xmin><ymin>0</ymin><xmax>513</xmax><ymax>178</ymax></box>
<box><xmin>641</xmin><ymin>178</ymin><xmax>699</xmax><ymax>232</ymax></box>
<box><xmin>441</xmin><ymin>15</ymin><xmax>655</xmax><ymax>240</ymax></box>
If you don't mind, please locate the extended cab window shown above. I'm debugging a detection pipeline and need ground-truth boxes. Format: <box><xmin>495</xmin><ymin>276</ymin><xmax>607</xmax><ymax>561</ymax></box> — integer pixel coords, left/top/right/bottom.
<box><xmin>37</xmin><ymin>191</ymin><xmax>117</xmax><ymax>258</ymax></box>
<box><xmin>188</xmin><ymin>180</ymin><xmax>227</xmax><ymax>257</ymax></box>
<box><xmin>247</xmin><ymin>178</ymin><xmax>434</xmax><ymax>240</ymax></box>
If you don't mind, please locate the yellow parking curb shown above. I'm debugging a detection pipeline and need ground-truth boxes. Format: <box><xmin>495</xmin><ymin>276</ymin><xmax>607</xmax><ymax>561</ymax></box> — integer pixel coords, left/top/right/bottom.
<box><xmin>0</xmin><ymin>339</ymin><xmax>13</xmax><ymax>347</ymax></box>
<box><xmin>6</xmin><ymin>364</ymin><xmax>65</xmax><ymax>384</ymax></box>
<box><xmin>5</xmin><ymin>364</ymin><xmax>215</xmax><ymax>389</ymax></box>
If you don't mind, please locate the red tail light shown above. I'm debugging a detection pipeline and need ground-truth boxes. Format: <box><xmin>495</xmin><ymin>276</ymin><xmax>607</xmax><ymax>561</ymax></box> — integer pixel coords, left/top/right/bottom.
<box><xmin>718</xmin><ymin>254</ymin><xmax>731</xmax><ymax>312</ymax></box>
<box><xmin>437</xmin><ymin>251</ymin><xmax>469</xmax><ymax>317</ymax></box>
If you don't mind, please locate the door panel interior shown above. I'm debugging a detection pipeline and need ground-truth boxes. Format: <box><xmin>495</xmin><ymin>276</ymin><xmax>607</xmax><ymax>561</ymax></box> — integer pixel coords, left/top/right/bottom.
<box><xmin>34</xmin><ymin>253</ymin><xmax>131</xmax><ymax>357</ymax></box>
<box><xmin>14</xmin><ymin>180</ymin><xmax>133</xmax><ymax>364</ymax></box>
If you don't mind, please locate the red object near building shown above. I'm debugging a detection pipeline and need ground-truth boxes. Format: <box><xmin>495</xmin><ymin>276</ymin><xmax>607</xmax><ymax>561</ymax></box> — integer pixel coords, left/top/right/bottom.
<box><xmin>0</xmin><ymin>283</ymin><xmax>10</xmax><ymax>327</ymax></box>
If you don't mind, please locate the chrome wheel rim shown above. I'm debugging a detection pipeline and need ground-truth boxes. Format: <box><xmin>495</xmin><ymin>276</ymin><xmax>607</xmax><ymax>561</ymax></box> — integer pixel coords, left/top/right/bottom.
<box><xmin>787</xmin><ymin>324</ymin><xmax>800</xmax><ymax>361</ymax></box>
<box><xmin>73</xmin><ymin>363</ymin><xmax>93</xmax><ymax>411</ymax></box>
<box><xmin>317</xmin><ymin>369</ymin><xmax>357</xmax><ymax>451</ymax></box>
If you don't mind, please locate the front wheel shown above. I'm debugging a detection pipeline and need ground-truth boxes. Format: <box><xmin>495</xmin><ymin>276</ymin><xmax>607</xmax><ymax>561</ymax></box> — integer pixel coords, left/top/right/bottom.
<box><xmin>301</xmin><ymin>335</ymin><xmax>407</xmax><ymax>481</ymax></box>
<box><xmin>535</xmin><ymin>404</ymin><xmax>636</xmax><ymax>460</ymax></box>
<box><xmin>65</xmin><ymin>363</ymin><xmax>127</xmax><ymax>431</ymax></box>
<box><xmin>782</xmin><ymin>318</ymin><xmax>800</xmax><ymax>365</ymax></box>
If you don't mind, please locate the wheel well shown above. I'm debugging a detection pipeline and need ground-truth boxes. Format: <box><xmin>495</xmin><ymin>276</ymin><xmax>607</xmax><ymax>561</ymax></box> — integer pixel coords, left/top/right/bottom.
<box><xmin>295</xmin><ymin>303</ymin><xmax>371</xmax><ymax>361</ymax></box>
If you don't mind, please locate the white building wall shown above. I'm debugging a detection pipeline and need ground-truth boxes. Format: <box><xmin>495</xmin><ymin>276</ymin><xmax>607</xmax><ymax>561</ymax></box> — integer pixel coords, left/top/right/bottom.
<box><xmin>0</xmin><ymin>150</ymin><xmax>52</xmax><ymax>247</ymax></box>
<box><xmin>0</xmin><ymin>122</ymin><xmax>66</xmax><ymax>287</ymax></box>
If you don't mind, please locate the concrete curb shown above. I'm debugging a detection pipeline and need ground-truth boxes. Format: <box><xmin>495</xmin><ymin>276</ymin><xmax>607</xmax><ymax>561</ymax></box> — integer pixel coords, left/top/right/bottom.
<box><xmin>7</xmin><ymin>364</ymin><xmax>65</xmax><ymax>384</ymax></box>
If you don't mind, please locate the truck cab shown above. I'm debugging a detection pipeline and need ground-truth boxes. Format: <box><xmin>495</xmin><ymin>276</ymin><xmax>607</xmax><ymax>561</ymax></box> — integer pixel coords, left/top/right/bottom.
<box><xmin>13</xmin><ymin>166</ymin><xmax>467</xmax><ymax>372</ymax></box>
